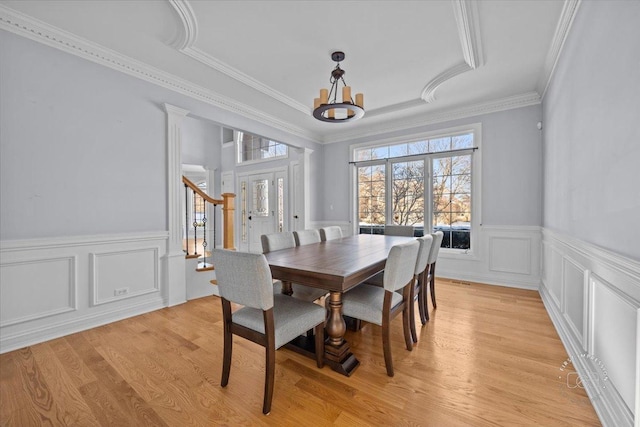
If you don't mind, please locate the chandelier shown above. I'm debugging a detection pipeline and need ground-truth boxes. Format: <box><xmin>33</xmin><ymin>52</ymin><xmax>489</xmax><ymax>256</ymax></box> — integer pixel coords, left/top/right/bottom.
<box><xmin>313</xmin><ymin>51</ymin><xmax>364</xmax><ymax>123</ymax></box>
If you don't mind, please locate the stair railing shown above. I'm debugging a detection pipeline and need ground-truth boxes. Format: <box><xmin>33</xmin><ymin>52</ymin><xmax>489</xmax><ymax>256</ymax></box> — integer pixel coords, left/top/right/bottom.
<box><xmin>182</xmin><ymin>176</ymin><xmax>235</xmax><ymax>269</ymax></box>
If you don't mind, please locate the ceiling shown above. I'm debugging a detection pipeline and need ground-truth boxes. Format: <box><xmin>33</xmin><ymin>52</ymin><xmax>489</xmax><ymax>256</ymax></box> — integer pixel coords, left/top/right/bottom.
<box><xmin>0</xmin><ymin>0</ymin><xmax>571</xmax><ymax>143</ymax></box>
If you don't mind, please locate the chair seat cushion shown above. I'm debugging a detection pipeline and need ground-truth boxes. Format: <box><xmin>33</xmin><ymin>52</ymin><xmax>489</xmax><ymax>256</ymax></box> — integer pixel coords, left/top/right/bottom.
<box><xmin>232</xmin><ymin>294</ymin><xmax>326</xmax><ymax>349</ymax></box>
<box><xmin>342</xmin><ymin>284</ymin><xmax>403</xmax><ymax>326</ymax></box>
<box><xmin>272</xmin><ymin>281</ymin><xmax>328</xmax><ymax>302</ymax></box>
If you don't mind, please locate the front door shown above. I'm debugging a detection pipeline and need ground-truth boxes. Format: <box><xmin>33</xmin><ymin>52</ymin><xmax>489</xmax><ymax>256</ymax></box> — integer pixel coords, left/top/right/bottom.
<box><xmin>247</xmin><ymin>173</ymin><xmax>275</xmax><ymax>253</ymax></box>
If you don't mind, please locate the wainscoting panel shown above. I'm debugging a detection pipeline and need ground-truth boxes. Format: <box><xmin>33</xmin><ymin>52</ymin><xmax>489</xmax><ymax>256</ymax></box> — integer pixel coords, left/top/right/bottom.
<box><xmin>0</xmin><ymin>232</ymin><xmax>168</xmax><ymax>353</ymax></box>
<box><xmin>562</xmin><ymin>257</ymin><xmax>586</xmax><ymax>347</ymax></box>
<box><xmin>591</xmin><ymin>274</ymin><xmax>638</xmax><ymax>414</ymax></box>
<box><xmin>91</xmin><ymin>247</ymin><xmax>159</xmax><ymax>306</ymax></box>
<box><xmin>0</xmin><ymin>256</ymin><xmax>76</xmax><ymax>327</ymax></box>
<box><xmin>488</xmin><ymin>236</ymin><xmax>531</xmax><ymax>275</ymax></box>
<box><xmin>541</xmin><ymin>228</ymin><xmax>640</xmax><ymax>427</ymax></box>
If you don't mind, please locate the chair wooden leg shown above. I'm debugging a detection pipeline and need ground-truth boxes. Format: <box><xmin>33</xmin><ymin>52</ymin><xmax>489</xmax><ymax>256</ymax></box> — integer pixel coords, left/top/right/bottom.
<box><xmin>402</xmin><ymin>303</ymin><xmax>413</xmax><ymax>351</ymax></box>
<box><xmin>221</xmin><ymin>300</ymin><xmax>232</xmax><ymax>388</ymax></box>
<box><xmin>430</xmin><ymin>271</ymin><xmax>437</xmax><ymax>309</ymax></box>
<box><xmin>418</xmin><ymin>271</ymin><xmax>428</xmax><ymax>324</ymax></box>
<box><xmin>314</xmin><ymin>324</ymin><xmax>324</xmax><ymax>368</ymax></box>
<box><xmin>409</xmin><ymin>277</ymin><xmax>418</xmax><ymax>343</ymax></box>
<box><xmin>263</xmin><ymin>344</ymin><xmax>275</xmax><ymax>415</ymax></box>
<box><xmin>382</xmin><ymin>321</ymin><xmax>394</xmax><ymax>377</ymax></box>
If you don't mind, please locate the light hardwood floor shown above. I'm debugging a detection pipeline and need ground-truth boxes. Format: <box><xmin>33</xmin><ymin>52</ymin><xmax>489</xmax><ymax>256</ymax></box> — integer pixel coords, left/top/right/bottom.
<box><xmin>0</xmin><ymin>280</ymin><xmax>601</xmax><ymax>426</ymax></box>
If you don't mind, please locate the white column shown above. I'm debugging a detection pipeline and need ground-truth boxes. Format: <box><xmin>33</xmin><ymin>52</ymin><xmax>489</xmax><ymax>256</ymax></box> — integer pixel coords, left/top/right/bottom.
<box><xmin>298</xmin><ymin>147</ymin><xmax>313</xmax><ymax>230</ymax></box>
<box><xmin>163</xmin><ymin>103</ymin><xmax>189</xmax><ymax>306</ymax></box>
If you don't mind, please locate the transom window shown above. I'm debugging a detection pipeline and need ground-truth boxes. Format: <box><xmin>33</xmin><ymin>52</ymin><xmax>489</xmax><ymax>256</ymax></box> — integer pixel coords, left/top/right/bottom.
<box><xmin>236</xmin><ymin>131</ymin><xmax>288</xmax><ymax>164</ymax></box>
<box><xmin>353</xmin><ymin>126</ymin><xmax>479</xmax><ymax>253</ymax></box>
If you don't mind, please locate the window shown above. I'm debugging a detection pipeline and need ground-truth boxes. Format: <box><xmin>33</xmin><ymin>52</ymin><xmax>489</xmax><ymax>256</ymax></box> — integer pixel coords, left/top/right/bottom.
<box><xmin>353</xmin><ymin>126</ymin><xmax>479</xmax><ymax>253</ymax></box>
<box><xmin>236</xmin><ymin>131</ymin><xmax>288</xmax><ymax>164</ymax></box>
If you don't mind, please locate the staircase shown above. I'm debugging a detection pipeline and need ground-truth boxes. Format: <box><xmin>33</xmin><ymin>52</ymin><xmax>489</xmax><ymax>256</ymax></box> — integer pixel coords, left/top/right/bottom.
<box><xmin>182</xmin><ymin>176</ymin><xmax>235</xmax><ymax>299</ymax></box>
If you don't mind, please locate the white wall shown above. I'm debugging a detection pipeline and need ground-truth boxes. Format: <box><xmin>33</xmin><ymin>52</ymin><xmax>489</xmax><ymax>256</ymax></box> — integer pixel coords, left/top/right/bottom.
<box><xmin>541</xmin><ymin>2</ymin><xmax>640</xmax><ymax>425</ymax></box>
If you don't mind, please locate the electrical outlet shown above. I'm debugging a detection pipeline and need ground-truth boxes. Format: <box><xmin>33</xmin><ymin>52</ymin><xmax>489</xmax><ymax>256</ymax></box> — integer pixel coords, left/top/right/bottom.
<box><xmin>114</xmin><ymin>287</ymin><xmax>129</xmax><ymax>296</ymax></box>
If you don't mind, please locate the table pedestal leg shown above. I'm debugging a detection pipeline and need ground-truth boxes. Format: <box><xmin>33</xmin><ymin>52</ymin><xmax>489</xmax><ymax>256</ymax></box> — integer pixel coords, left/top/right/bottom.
<box><xmin>280</xmin><ymin>280</ymin><xmax>293</xmax><ymax>296</ymax></box>
<box><xmin>324</xmin><ymin>291</ymin><xmax>360</xmax><ymax>376</ymax></box>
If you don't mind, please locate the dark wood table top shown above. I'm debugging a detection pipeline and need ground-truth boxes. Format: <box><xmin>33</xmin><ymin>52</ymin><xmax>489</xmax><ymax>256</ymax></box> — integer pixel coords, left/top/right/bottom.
<box><xmin>264</xmin><ymin>234</ymin><xmax>415</xmax><ymax>292</ymax></box>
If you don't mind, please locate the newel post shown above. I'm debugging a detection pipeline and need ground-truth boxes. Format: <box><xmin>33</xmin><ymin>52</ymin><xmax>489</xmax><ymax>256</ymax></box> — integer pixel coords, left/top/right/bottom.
<box><xmin>222</xmin><ymin>193</ymin><xmax>236</xmax><ymax>250</ymax></box>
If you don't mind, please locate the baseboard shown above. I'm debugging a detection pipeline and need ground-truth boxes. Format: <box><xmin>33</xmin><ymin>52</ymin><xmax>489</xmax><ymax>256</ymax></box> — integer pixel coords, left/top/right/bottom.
<box><xmin>0</xmin><ymin>297</ymin><xmax>165</xmax><ymax>354</ymax></box>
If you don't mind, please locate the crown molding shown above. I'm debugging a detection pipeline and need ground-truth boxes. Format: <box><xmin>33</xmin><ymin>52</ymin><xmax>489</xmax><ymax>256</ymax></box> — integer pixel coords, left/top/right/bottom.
<box><xmin>168</xmin><ymin>0</ymin><xmax>198</xmax><ymax>50</ymax></box>
<box><xmin>421</xmin><ymin>62</ymin><xmax>471</xmax><ymax>103</ymax></box>
<box><xmin>452</xmin><ymin>0</ymin><xmax>483</xmax><ymax>70</ymax></box>
<box><xmin>537</xmin><ymin>0</ymin><xmax>582</xmax><ymax>100</ymax></box>
<box><xmin>322</xmin><ymin>91</ymin><xmax>541</xmax><ymax>144</ymax></box>
<box><xmin>167</xmin><ymin>0</ymin><xmax>310</xmax><ymax>115</ymax></box>
<box><xmin>420</xmin><ymin>0</ymin><xmax>483</xmax><ymax>104</ymax></box>
<box><xmin>0</xmin><ymin>5</ymin><xmax>321</xmax><ymax>143</ymax></box>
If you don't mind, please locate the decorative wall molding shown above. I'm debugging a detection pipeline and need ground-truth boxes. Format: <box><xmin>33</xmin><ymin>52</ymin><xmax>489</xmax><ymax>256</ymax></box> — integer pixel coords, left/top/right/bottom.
<box><xmin>324</xmin><ymin>91</ymin><xmax>541</xmax><ymax>145</ymax></box>
<box><xmin>90</xmin><ymin>247</ymin><xmax>160</xmax><ymax>306</ymax></box>
<box><xmin>0</xmin><ymin>231</ymin><xmax>169</xmax><ymax>252</ymax></box>
<box><xmin>488</xmin><ymin>235</ymin><xmax>532</xmax><ymax>275</ymax></box>
<box><xmin>541</xmin><ymin>227</ymin><xmax>639</xmax><ymax>426</ymax></box>
<box><xmin>0</xmin><ymin>232</ymin><xmax>168</xmax><ymax>354</ymax></box>
<box><xmin>0</xmin><ymin>5</ymin><xmax>320</xmax><ymax>143</ymax></box>
<box><xmin>538</xmin><ymin>0</ymin><xmax>582</xmax><ymax>99</ymax></box>
<box><xmin>0</xmin><ymin>256</ymin><xmax>77</xmax><ymax>327</ymax></box>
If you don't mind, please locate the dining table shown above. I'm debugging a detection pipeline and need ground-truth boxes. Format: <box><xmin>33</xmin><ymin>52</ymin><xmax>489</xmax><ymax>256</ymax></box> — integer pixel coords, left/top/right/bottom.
<box><xmin>264</xmin><ymin>233</ymin><xmax>415</xmax><ymax>376</ymax></box>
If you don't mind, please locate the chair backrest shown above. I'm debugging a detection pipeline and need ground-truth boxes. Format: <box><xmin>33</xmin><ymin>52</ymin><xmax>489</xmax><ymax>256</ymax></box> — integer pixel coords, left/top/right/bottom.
<box><xmin>427</xmin><ymin>231</ymin><xmax>444</xmax><ymax>264</ymax></box>
<box><xmin>261</xmin><ymin>232</ymin><xmax>296</xmax><ymax>254</ymax></box>
<box><xmin>319</xmin><ymin>226</ymin><xmax>343</xmax><ymax>241</ymax></box>
<box><xmin>294</xmin><ymin>229</ymin><xmax>321</xmax><ymax>246</ymax></box>
<box><xmin>384</xmin><ymin>225</ymin><xmax>414</xmax><ymax>237</ymax></box>
<box><xmin>428</xmin><ymin>231</ymin><xmax>444</xmax><ymax>264</ymax></box>
<box><xmin>212</xmin><ymin>249</ymin><xmax>274</xmax><ymax>310</ymax></box>
<box><xmin>414</xmin><ymin>235</ymin><xmax>434</xmax><ymax>275</ymax></box>
<box><xmin>383</xmin><ymin>240</ymin><xmax>420</xmax><ymax>292</ymax></box>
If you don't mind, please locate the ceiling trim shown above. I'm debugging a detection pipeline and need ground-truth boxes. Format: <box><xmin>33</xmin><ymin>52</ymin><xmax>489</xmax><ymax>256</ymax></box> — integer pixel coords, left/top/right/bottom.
<box><xmin>167</xmin><ymin>0</ymin><xmax>310</xmax><ymax>115</ymax></box>
<box><xmin>452</xmin><ymin>0</ymin><xmax>483</xmax><ymax>70</ymax></box>
<box><xmin>0</xmin><ymin>5</ymin><xmax>322</xmax><ymax>144</ymax></box>
<box><xmin>537</xmin><ymin>0</ymin><xmax>582</xmax><ymax>100</ymax></box>
<box><xmin>322</xmin><ymin>91</ymin><xmax>541</xmax><ymax>144</ymax></box>
<box><xmin>168</xmin><ymin>0</ymin><xmax>197</xmax><ymax>50</ymax></box>
<box><xmin>420</xmin><ymin>0</ymin><xmax>482</xmax><ymax>104</ymax></box>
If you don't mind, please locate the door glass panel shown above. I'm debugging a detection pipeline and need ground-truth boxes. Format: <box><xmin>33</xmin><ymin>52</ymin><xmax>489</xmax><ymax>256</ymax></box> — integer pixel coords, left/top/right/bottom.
<box><xmin>240</xmin><ymin>180</ymin><xmax>247</xmax><ymax>242</ymax></box>
<box><xmin>277</xmin><ymin>177</ymin><xmax>284</xmax><ymax>232</ymax></box>
<box><xmin>252</xmin><ymin>179</ymin><xmax>269</xmax><ymax>217</ymax></box>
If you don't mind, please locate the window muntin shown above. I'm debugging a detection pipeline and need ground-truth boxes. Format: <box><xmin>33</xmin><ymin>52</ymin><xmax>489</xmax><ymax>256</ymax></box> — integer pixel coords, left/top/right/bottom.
<box><xmin>236</xmin><ymin>131</ymin><xmax>288</xmax><ymax>164</ymax></box>
<box><xmin>353</xmin><ymin>128</ymin><xmax>477</xmax><ymax>252</ymax></box>
<box><xmin>357</xmin><ymin>165</ymin><xmax>386</xmax><ymax>233</ymax></box>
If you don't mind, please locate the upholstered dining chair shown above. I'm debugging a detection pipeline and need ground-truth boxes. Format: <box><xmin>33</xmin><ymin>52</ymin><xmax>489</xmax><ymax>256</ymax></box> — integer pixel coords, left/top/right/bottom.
<box><xmin>293</xmin><ymin>229</ymin><xmax>322</xmax><ymax>246</ymax></box>
<box><xmin>341</xmin><ymin>240</ymin><xmax>420</xmax><ymax>376</ymax></box>
<box><xmin>319</xmin><ymin>226</ymin><xmax>343</xmax><ymax>241</ymax></box>
<box><xmin>384</xmin><ymin>225</ymin><xmax>415</xmax><ymax>236</ymax></box>
<box><xmin>426</xmin><ymin>231</ymin><xmax>444</xmax><ymax>310</ymax></box>
<box><xmin>409</xmin><ymin>235</ymin><xmax>433</xmax><ymax>342</ymax></box>
<box><xmin>212</xmin><ymin>249</ymin><xmax>325</xmax><ymax>415</ymax></box>
<box><xmin>261</xmin><ymin>232</ymin><xmax>327</xmax><ymax>302</ymax></box>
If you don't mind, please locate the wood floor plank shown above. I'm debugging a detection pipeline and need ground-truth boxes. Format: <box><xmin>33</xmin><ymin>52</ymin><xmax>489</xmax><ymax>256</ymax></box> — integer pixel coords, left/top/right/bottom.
<box><xmin>0</xmin><ymin>280</ymin><xmax>602</xmax><ymax>426</ymax></box>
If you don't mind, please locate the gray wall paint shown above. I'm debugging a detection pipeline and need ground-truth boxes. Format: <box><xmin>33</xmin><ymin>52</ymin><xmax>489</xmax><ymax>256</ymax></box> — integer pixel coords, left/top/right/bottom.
<box><xmin>322</xmin><ymin>105</ymin><xmax>543</xmax><ymax>227</ymax></box>
<box><xmin>0</xmin><ymin>29</ymin><xmax>323</xmax><ymax>240</ymax></box>
<box><xmin>542</xmin><ymin>1</ymin><xmax>640</xmax><ymax>260</ymax></box>
<box><xmin>1</xmin><ymin>30</ymin><xmax>167</xmax><ymax>239</ymax></box>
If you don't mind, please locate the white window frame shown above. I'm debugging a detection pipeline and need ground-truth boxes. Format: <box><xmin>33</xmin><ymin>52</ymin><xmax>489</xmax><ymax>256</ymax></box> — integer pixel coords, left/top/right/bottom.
<box><xmin>350</xmin><ymin>123</ymin><xmax>482</xmax><ymax>260</ymax></box>
<box><xmin>235</xmin><ymin>131</ymin><xmax>288</xmax><ymax>166</ymax></box>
